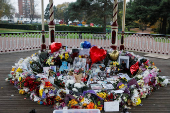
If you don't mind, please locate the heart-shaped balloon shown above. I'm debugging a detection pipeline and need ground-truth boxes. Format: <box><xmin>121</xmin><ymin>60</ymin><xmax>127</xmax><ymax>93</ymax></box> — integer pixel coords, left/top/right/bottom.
<box><xmin>90</xmin><ymin>46</ymin><xmax>107</xmax><ymax>64</ymax></box>
<box><xmin>50</xmin><ymin>42</ymin><xmax>62</xmax><ymax>53</ymax></box>
<box><xmin>109</xmin><ymin>50</ymin><xmax>119</xmax><ymax>61</ymax></box>
<box><xmin>130</xmin><ymin>61</ymin><xmax>139</xmax><ymax>75</ymax></box>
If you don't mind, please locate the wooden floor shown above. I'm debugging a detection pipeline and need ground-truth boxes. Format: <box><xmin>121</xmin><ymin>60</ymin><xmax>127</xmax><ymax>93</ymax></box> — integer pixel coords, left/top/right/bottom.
<box><xmin>0</xmin><ymin>50</ymin><xmax>170</xmax><ymax>113</ymax></box>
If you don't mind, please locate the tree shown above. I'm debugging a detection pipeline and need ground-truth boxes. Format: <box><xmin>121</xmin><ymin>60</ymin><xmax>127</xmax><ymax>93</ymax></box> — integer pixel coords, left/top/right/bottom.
<box><xmin>44</xmin><ymin>4</ymin><xmax>50</xmax><ymax>20</ymax></box>
<box><xmin>44</xmin><ymin>4</ymin><xmax>57</xmax><ymax>21</ymax></box>
<box><xmin>126</xmin><ymin>0</ymin><xmax>170</xmax><ymax>34</ymax></box>
<box><xmin>0</xmin><ymin>0</ymin><xmax>15</xmax><ymax>18</ymax></box>
<box><xmin>67</xmin><ymin>0</ymin><xmax>115</xmax><ymax>32</ymax></box>
<box><xmin>55</xmin><ymin>2</ymin><xmax>69</xmax><ymax>20</ymax></box>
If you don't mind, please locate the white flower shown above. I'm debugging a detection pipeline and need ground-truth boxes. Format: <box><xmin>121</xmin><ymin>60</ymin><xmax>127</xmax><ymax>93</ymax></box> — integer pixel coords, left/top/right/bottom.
<box><xmin>142</xmin><ymin>70</ymin><xmax>150</xmax><ymax>78</ymax></box>
<box><xmin>72</xmin><ymin>88</ymin><xmax>78</xmax><ymax>92</ymax></box>
<box><xmin>161</xmin><ymin>79</ymin><xmax>169</xmax><ymax>86</ymax></box>
<box><xmin>137</xmin><ymin>75</ymin><xmax>142</xmax><ymax>79</ymax></box>
<box><xmin>66</xmin><ymin>80</ymin><xmax>75</xmax><ymax>87</ymax></box>
<box><xmin>74</xmin><ymin>83</ymin><xmax>82</xmax><ymax>88</ymax></box>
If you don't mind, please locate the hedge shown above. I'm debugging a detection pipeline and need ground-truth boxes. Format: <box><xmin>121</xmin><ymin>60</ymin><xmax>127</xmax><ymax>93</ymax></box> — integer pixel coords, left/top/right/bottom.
<box><xmin>0</xmin><ymin>24</ymin><xmax>103</xmax><ymax>32</ymax></box>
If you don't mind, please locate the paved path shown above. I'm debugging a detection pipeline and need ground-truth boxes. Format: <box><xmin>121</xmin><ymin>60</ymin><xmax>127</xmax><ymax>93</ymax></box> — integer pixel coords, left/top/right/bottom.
<box><xmin>0</xmin><ymin>50</ymin><xmax>170</xmax><ymax>113</ymax></box>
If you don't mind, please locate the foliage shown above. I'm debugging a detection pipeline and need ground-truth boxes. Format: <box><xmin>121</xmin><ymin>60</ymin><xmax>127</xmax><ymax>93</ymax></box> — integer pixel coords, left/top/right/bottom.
<box><xmin>126</xmin><ymin>0</ymin><xmax>170</xmax><ymax>34</ymax></box>
<box><xmin>67</xmin><ymin>0</ymin><xmax>118</xmax><ymax>32</ymax></box>
<box><xmin>0</xmin><ymin>24</ymin><xmax>103</xmax><ymax>32</ymax></box>
<box><xmin>44</xmin><ymin>4</ymin><xmax>57</xmax><ymax>20</ymax></box>
<box><xmin>55</xmin><ymin>2</ymin><xmax>69</xmax><ymax>20</ymax></box>
<box><xmin>0</xmin><ymin>0</ymin><xmax>15</xmax><ymax>18</ymax></box>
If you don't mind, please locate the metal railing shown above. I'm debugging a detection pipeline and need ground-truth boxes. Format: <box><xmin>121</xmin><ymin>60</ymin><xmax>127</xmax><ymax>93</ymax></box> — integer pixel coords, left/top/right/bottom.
<box><xmin>0</xmin><ymin>31</ymin><xmax>170</xmax><ymax>55</ymax></box>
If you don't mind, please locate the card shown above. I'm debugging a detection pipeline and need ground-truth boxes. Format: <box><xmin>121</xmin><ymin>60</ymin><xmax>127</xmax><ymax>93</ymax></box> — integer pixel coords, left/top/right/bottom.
<box><xmin>104</xmin><ymin>101</ymin><xmax>119</xmax><ymax>111</ymax></box>
<box><xmin>102</xmin><ymin>84</ymin><xmax>114</xmax><ymax>89</ymax></box>
<box><xmin>43</xmin><ymin>67</ymin><xmax>50</xmax><ymax>75</ymax></box>
<box><xmin>91</xmin><ymin>84</ymin><xmax>103</xmax><ymax>90</ymax></box>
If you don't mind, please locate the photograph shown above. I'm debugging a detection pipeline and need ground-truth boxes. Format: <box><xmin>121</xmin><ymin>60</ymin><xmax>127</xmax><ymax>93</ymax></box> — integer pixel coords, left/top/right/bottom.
<box><xmin>118</xmin><ymin>56</ymin><xmax>129</xmax><ymax>69</ymax></box>
<box><xmin>50</xmin><ymin>66</ymin><xmax>56</xmax><ymax>73</ymax></box>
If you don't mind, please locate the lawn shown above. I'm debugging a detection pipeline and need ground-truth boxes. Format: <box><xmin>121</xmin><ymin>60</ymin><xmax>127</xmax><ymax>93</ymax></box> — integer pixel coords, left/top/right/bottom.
<box><xmin>0</xmin><ymin>28</ymin><xmax>40</xmax><ymax>33</ymax></box>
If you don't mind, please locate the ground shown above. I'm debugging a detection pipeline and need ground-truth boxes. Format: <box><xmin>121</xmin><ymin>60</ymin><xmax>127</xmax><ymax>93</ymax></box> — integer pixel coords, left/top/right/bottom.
<box><xmin>0</xmin><ymin>50</ymin><xmax>170</xmax><ymax>113</ymax></box>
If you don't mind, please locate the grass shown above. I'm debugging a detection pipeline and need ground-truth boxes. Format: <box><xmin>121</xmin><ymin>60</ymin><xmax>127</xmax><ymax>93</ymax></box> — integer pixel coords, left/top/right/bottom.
<box><xmin>0</xmin><ymin>28</ymin><xmax>40</xmax><ymax>33</ymax></box>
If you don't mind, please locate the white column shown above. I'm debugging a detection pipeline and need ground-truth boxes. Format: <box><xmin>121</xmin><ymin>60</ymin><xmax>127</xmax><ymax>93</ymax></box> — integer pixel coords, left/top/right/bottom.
<box><xmin>41</xmin><ymin>0</ymin><xmax>44</xmax><ymax>31</ymax></box>
<box><xmin>41</xmin><ymin>0</ymin><xmax>46</xmax><ymax>51</ymax></box>
<box><xmin>122</xmin><ymin>0</ymin><xmax>126</xmax><ymax>32</ymax></box>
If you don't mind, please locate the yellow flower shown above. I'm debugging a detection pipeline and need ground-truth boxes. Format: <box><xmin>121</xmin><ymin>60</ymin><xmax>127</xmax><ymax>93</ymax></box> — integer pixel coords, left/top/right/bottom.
<box><xmin>68</xmin><ymin>99</ymin><xmax>78</xmax><ymax>107</ymax></box>
<box><xmin>81</xmin><ymin>98</ymin><xmax>84</xmax><ymax>103</ymax></box>
<box><xmin>11</xmin><ymin>67</ymin><xmax>15</xmax><ymax>71</ymax></box>
<box><xmin>79</xmin><ymin>55</ymin><xmax>81</xmax><ymax>58</ymax></box>
<box><xmin>136</xmin><ymin>98</ymin><xmax>141</xmax><ymax>105</ymax></box>
<box><xmin>16</xmin><ymin>68</ymin><xmax>22</xmax><ymax>73</ymax></box>
<box><xmin>19</xmin><ymin>77</ymin><xmax>22</xmax><ymax>81</ymax></box>
<box><xmin>97</xmin><ymin>92</ymin><xmax>107</xmax><ymax>99</ymax></box>
<box><xmin>145</xmin><ymin>65</ymin><xmax>148</xmax><ymax>69</ymax></box>
<box><xmin>83</xmin><ymin>103</ymin><xmax>87</xmax><ymax>107</ymax></box>
<box><xmin>55</xmin><ymin>96</ymin><xmax>61</xmax><ymax>101</ymax></box>
<box><xmin>60</xmin><ymin>55</ymin><xmax>63</xmax><ymax>59</ymax></box>
<box><xmin>94</xmin><ymin>104</ymin><xmax>98</xmax><ymax>109</ymax></box>
<box><xmin>65</xmin><ymin>53</ymin><xmax>69</xmax><ymax>60</ymax></box>
<box><xmin>19</xmin><ymin>89</ymin><xmax>25</xmax><ymax>94</ymax></box>
<box><xmin>122</xmin><ymin>77</ymin><xmax>127</xmax><ymax>81</ymax></box>
<box><xmin>39</xmin><ymin>89</ymin><xmax>43</xmax><ymax>97</ymax></box>
<box><xmin>119</xmin><ymin>84</ymin><xmax>125</xmax><ymax>89</ymax></box>
<box><xmin>30</xmin><ymin>61</ymin><xmax>33</xmax><ymax>64</ymax></box>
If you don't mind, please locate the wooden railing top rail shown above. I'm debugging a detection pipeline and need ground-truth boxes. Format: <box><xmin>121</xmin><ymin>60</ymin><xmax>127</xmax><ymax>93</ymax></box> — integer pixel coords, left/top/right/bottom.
<box><xmin>0</xmin><ymin>31</ymin><xmax>170</xmax><ymax>37</ymax></box>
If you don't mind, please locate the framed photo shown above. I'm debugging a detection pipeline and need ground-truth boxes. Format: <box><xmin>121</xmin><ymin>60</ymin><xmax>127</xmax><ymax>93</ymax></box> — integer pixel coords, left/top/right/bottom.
<box><xmin>50</xmin><ymin>66</ymin><xmax>56</xmax><ymax>73</ymax></box>
<box><xmin>96</xmin><ymin>64</ymin><xmax>105</xmax><ymax>71</ymax></box>
<box><xmin>118</xmin><ymin>56</ymin><xmax>129</xmax><ymax>69</ymax></box>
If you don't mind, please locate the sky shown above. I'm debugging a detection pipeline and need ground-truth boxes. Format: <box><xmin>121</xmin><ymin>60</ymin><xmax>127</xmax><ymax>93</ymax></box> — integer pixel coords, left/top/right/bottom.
<box><xmin>10</xmin><ymin>0</ymin><xmax>130</xmax><ymax>15</ymax></box>
<box><xmin>10</xmin><ymin>0</ymin><xmax>77</xmax><ymax>14</ymax></box>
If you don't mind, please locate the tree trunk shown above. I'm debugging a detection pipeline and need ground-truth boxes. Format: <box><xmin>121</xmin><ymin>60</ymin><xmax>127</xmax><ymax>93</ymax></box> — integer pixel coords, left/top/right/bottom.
<box><xmin>103</xmin><ymin>15</ymin><xmax>106</xmax><ymax>32</ymax></box>
<box><xmin>103</xmin><ymin>0</ymin><xmax>107</xmax><ymax>32</ymax></box>
<box><xmin>161</xmin><ymin>17</ymin><xmax>167</xmax><ymax>34</ymax></box>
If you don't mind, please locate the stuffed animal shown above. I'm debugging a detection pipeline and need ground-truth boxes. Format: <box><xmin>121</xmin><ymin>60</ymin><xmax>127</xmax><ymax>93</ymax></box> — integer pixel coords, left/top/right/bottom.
<box><xmin>59</xmin><ymin>61</ymin><xmax>68</xmax><ymax>72</ymax></box>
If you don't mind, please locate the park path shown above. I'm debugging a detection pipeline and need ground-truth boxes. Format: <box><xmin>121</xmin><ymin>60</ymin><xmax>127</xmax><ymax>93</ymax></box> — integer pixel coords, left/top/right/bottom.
<box><xmin>130</xmin><ymin>28</ymin><xmax>152</xmax><ymax>34</ymax></box>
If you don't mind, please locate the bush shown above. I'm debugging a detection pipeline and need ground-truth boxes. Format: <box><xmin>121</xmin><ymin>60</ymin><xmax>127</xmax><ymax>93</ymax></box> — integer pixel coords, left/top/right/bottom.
<box><xmin>0</xmin><ymin>24</ymin><xmax>103</xmax><ymax>32</ymax></box>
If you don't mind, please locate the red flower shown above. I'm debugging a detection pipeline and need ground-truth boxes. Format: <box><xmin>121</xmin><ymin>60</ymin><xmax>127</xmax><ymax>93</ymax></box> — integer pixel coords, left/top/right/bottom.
<box><xmin>43</xmin><ymin>102</ymin><xmax>47</xmax><ymax>105</ymax></box>
<box><xmin>24</xmin><ymin>82</ymin><xmax>28</xmax><ymax>87</ymax></box>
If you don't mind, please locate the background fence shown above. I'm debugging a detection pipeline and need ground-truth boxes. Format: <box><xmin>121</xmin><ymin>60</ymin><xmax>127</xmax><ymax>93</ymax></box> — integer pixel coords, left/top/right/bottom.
<box><xmin>0</xmin><ymin>31</ymin><xmax>170</xmax><ymax>55</ymax></box>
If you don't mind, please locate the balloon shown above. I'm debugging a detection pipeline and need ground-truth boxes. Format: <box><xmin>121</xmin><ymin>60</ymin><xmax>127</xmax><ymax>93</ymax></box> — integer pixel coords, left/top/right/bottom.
<box><xmin>109</xmin><ymin>50</ymin><xmax>119</xmax><ymax>61</ymax></box>
<box><xmin>130</xmin><ymin>61</ymin><xmax>139</xmax><ymax>75</ymax></box>
<box><xmin>90</xmin><ymin>46</ymin><xmax>107</xmax><ymax>64</ymax></box>
<box><xmin>80</xmin><ymin>42</ymin><xmax>84</xmax><ymax>48</ymax></box>
<box><xmin>83</xmin><ymin>41</ymin><xmax>91</xmax><ymax>48</ymax></box>
<box><xmin>50</xmin><ymin>42</ymin><xmax>62</xmax><ymax>53</ymax></box>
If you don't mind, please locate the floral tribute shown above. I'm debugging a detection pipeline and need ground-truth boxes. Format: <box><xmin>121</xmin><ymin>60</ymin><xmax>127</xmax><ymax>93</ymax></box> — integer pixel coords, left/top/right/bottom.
<box><xmin>6</xmin><ymin>43</ymin><xmax>169</xmax><ymax>112</ymax></box>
